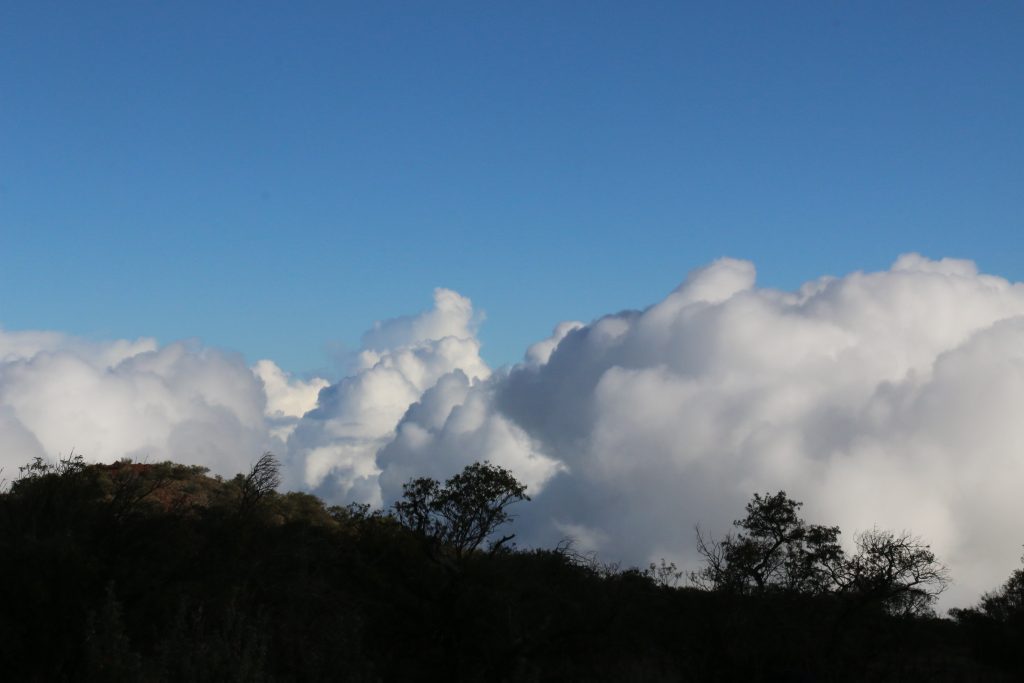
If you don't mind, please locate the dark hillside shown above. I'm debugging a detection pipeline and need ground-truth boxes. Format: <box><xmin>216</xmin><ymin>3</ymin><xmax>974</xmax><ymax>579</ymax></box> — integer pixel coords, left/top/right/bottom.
<box><xmin>0</xmin><ymin>455</ymin><xmax>1017</xmax><ymax>681</ymax></box>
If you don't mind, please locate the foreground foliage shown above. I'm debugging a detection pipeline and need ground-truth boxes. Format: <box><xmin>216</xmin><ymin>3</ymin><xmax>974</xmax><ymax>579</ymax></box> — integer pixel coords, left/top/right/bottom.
<box><xmin>693</xmin><ymin>491</ymin><xmax>949</xmax><ymax>616</ymax></box>
<box><xmin>0</xmin><ymin>455</ymin><xmax>1020</xmax><ymax>681</ymax></box>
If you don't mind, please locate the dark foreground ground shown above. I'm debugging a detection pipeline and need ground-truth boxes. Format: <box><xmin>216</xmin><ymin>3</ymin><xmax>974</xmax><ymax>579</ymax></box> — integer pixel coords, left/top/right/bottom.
<box><xmin>1</xmin><ymin>458</ymin><xmax>1020</xmax><ymax>682</ymax></box>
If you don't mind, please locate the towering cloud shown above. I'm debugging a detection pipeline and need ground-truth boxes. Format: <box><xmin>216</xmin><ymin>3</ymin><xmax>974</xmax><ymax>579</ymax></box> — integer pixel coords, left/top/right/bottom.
<box><xmin>283</xmin><ymin>288</ymin><xmax>492</xmax><ymax>504</ymax></box>
<box><xmin>373</xmin><ymin>255</ymin><xmax>1024</xmax><ymax>608</ymax></box>
<box><xmin>2</xmin><ymin>255</ymin><xmax>1024</xmax><ymax>608</ymax></box>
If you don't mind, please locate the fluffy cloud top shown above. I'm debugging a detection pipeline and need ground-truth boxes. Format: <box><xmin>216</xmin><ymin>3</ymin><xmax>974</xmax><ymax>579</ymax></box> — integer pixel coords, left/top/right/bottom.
<box><xmin>3</xmin><ymin>256</ymin><xmax>1024</xmax><ymax>609</ymax></box>
<box><xmin>252</xmin><ymin>359</ymin><xmax>328</xmax><ymax>441</ymax></box>
<box><xmin>283</xmin><ymin>288</ymin><xmax>492</xmax><ymax>504</ymax></box>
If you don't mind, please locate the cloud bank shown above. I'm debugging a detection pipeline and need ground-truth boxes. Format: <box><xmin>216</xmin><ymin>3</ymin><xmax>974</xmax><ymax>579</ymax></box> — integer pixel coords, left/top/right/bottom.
<box><xmin>3</xmin><ymin>255</ymin><xmax>1024</xmax><ymax>608</ymax></box>
<box><xmin>0</xmin><ymin>333</ymin><xmax>278</xmax><ymax>477</ymax></box>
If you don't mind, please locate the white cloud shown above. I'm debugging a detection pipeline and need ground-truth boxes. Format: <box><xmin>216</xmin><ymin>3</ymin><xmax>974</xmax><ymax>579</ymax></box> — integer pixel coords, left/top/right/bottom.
<box><xmin>371</xmin><ymin>255</ymin><xmax>1024</xmax><ymax>609</ymax></box>
<box><xmin>525</xmin><ymin>321</ymin><xmax>585</xmax><ymax>366</ymax></box>
<box><xmin>360</xmin><ymin>287</ymin><xmax>482</xmax><ymax>351</ymax></box>
<box><xmin>0</xmin><ymin>333</ymin><xmax>278</xmax><ymax>478</ymax></box>
<box><xmin>376</xmin><ymin>369</ymin><xmax>564</xmax><ymax>504</ymax></box>
<box><xmin>4</xmin><ymin>255</ymin><xmax>1024</xmax><ymax>609</ymax></box>
<box><xmin>253</xmin><ymin>359</ymin><xmax>329</xmax><ymax>440</ymax></box>
<box><xmin>284</xmin><ymin>288</ymin><xmax>492</xmax><ymax>504</ymax></box>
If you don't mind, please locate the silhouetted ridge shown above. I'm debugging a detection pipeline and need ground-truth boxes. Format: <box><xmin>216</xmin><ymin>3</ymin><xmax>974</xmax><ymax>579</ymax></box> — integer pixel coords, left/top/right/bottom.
<box><xmin>0</xmin><ymin>453</ymin><xmax>1020</xmax><ymax>681</ymax></box>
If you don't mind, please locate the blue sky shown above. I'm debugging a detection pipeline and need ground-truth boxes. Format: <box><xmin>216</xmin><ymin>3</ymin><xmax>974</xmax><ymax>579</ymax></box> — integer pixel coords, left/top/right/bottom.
<box><xmin>2</xmin><ymin>1</ymin><xmax>1022</xmax><ymax>375</ymax></box>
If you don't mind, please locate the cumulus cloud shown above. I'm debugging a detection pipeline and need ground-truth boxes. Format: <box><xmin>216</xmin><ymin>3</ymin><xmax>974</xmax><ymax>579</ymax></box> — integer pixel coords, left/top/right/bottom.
<box><xmin>360</xmin><ymin>287</ymin><xmax>482</xmax><ymax>352</ymax></box>
<box><xmin>4</xmin><ymin>255</ymin><xmax>1024</xmax><ymax>609</ymax></box>
<box><xmin>0</xmin><ymin>331</ymin><xmax>279</xmax><ymax>478</ymax></box>
<box><xmin>253</xmin><ymin>359</ymin><xmax>328</xmax><ymax>440</ymax></box>
<box><xmin>283</xmin><ymin>288</ymin><xmax>492</xmax><ymax>504</ymax></box>
<box><xmin>376</xmin><ymin>370</ymin><xmax>564</xmax><ymax>503</ymax></box>
<box><xmin>525</xmin><ymin>321</ymin><xmax>585</xmax><ymax>366</ymax></box>
<box><xmin>373</xmin><ymin>255</ymin><xmax>1024</xmax><ymax>609</ymax></box>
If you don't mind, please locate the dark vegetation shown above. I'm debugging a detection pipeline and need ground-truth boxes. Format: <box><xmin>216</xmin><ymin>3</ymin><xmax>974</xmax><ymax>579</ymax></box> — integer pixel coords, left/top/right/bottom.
<box><xmin>1</xmin><ymin>453</ymin><xmax>1021</xmax><ymax>681</ymax></box>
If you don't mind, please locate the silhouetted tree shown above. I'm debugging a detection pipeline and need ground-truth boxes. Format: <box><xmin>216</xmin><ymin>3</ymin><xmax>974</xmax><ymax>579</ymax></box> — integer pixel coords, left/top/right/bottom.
<box><xmin>15</xmin><ymin>451</ymin><xmax>88</xmax><ymax>483</ymax></box>
<box><xmin>693</xmin><ymin>493</ymin><xmax>946</xmax><ymax>616</ymax></box>
<box><xmin>643</xmin><ymin>558</ymin><xmax>683</xmax><ymax>588</ymax></box>
<box><xmin>974</xmin><ymin>564</ymin><xmax>1024</xmax><ymax>622</ymax></box>
<box><xmin>239</xmin><ymin>452</ymin><xmax>280</xmax><ymax>512</ymax></box>
<box><xmin>393</xmin><ymin>461</ymin><xmax>529</xmax><ymax>558</ymax></box>
<box><xmin>951</xmin><ymin>552</ymin><xmax>1024</xmax><ymax>676</ymax></box>
<box><xmin>692</xmin><ymin>491</ymin><xmax>844</xmax><ymax>594</ymax></box>
<box><xmin>837</xmin><ymin>527</ymin><xmax>949</xmax><ymax>616</ymax></box>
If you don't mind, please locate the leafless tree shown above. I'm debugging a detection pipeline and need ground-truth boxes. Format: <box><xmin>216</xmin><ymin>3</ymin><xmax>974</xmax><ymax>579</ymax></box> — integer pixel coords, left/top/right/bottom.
<box><xmin>239</xmin><ymin>452</ymin><xmax>281</xmax><ymax>512</ymax></box>
<box><xmin>836</xmin><ymin>527</ymin><xmax>949</xmax><ymax>616</ymax></box>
